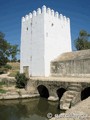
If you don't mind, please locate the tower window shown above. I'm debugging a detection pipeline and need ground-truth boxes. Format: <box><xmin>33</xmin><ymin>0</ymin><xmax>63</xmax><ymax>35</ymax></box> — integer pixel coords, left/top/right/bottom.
<box><xmin>26</xmin><ymin>27</ymin><xmax>28</xmax><ymax>31</ymax></box>
<box><xmin>51</xmin><ymin>23</ymin><xmax>54</xmax><ymax>26</ymax></box>
<box><xmin>30</xmin><ymin>56</ymin><xmax>32</xmax><ymax>61</ymax></box>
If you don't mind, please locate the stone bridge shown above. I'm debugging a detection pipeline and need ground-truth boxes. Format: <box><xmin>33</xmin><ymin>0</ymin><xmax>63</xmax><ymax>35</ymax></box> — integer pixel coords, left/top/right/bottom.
<box><xmin>26</xmin><ymin>76</ymin><xmax>90</xmax><ymax>110</ymax></box>
<box><xmin>26</xmin><ymin>50</ymin><xmax>90</xmax><ymax>110</ymax></box>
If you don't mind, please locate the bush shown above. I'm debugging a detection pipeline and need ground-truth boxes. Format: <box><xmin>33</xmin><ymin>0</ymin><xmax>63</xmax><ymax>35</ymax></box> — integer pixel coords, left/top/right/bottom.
<box><xmin>15</xmin><ymin>72</ymin><xmax>28</xmax><ymax>88</ymax></box>
<box><xmin>0</xmin><ymin>67</ymin><xmax>8</xmax><ymax>74</ymax></box>
<box><xmin>4</xmin><ymin>64</ymin><xmax>12</xmax><ymax>70</ymax></box>
<box><xmin>0</xmin><ymin>64</ymin><xmax>12</xmax><ymax>74</ymax></box>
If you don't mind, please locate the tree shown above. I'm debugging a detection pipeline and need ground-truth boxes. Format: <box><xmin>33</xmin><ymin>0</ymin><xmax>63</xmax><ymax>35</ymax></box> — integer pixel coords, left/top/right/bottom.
<box><xmin>0</xmin><ymin>32</ymin><xmax>20</xmax><ymax>64</ymax></box>
<box><xmin>75</xmin><ymin>30</ymin><xmax>90</xmax><ymax>50</ymax></box>
<box><xmin>9</xmin><ymin>44</ymin><xmax>20</xmax><ymax>62</ymax></box>
<box><xmin>0</xmin><ymin>32</ymin><xmax>10</xmax><ymax>66</ymax></box>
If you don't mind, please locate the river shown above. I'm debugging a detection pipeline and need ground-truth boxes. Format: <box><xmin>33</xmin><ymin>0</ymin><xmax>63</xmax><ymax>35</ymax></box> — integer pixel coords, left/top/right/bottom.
<box><xmin>0</xmin><ymin>98</ymin><xmax>64</xmax><ymax>120</ymax></box>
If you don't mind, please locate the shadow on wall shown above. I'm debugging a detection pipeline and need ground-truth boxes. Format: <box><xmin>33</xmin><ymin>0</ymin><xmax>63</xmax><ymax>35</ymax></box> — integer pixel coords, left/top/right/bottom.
<box><xmin>81</xmin><ymin>87</ymin><xmax>90</xmax><ymax>100</ymax></box>
<box><xmin>57</xmin><ymin>88</ymin><xmax>66</xmax><ymax>100</ymax></box>
<box><xmin>37</xmin><ymin>85</ymin><xmax>49</xmax><ymax>99</ymax></box>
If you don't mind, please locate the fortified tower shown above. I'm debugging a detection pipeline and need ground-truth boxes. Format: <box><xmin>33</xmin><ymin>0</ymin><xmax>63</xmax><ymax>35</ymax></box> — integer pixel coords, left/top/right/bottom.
<box><xmin>20</xmin><ymin>5</ymin><xmax>72</xmax><ymax>77</ymax></box>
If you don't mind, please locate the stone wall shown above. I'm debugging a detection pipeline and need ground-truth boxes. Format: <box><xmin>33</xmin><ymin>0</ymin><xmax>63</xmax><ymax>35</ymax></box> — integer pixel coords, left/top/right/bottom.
<box><xmin>51</xmin><ymin>50</ymin><xmax>90</xmax><ymax>77</ymax></box>
<box><xmin>0</xmin><ymin>77</ymin><xmax>16</xmax><ymax>85</ymax></box>
<box><xmin>51</xmin><ymin>59</ymin><xmax>90</xmax><ymax>77</ymax></box>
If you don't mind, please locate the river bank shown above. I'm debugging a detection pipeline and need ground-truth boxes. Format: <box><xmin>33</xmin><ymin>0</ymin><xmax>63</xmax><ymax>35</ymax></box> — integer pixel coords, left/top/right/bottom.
<box><xmin>0</xmin><ymin>75</ymin><xmax>39</xmax><ymax>100</ymax></box>
<box><xmin>50</xmin><ymin>97</ymin><xmax>90</xmax><ymax>120</ymax></box>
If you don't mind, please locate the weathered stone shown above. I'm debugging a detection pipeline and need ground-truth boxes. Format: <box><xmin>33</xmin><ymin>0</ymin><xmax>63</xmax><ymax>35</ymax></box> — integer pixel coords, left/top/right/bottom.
<box><xmin>48</xmin><ymin>96</ymin><xmax>59</xmax><ymax>101</ymax></box>
<box><xmin>50</xmin><ymin>97</ymin><xmax>90</xmax><ymax>120</ymax></box>
<box><xmin>51</xmin><ymin>49</ymin><xmax>90</xmax><ymax>77</ymax></box>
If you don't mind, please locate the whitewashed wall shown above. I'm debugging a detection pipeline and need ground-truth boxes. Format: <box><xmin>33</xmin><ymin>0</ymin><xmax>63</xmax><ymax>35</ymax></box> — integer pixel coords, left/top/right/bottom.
<box><xmin>20</xmin><ymin>15</ymin><xmax>32</xmax><ymax>76</ymax></box>
<box><xmin>44</xmin><ymin>7</ymin><xmax>72</xmax><ymax>76</ymax></box>
<box><xmin>20</xmin><ymin>5</ymin><xmax>72</xmax><ymax>77</ymax></box>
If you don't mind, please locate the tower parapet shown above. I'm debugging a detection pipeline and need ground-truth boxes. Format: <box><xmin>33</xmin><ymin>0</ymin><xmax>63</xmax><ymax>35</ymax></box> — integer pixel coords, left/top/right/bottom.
<box><xmin>37</xmin><ymin>8</ymin><xmax>41</xmax><ymax>15</ymax></box>
<box><xmin>51</xmin><ymin>9</ymin><xmax>54</xmax><ymax>16</ymax></box>
<box><xmin>55</xmin><ymin>12</ymin><xmax>59</xmax><ymax>18</ymax></box>
<box><xmin>42</xmin><ymin>5</ymin><xmax>46</xmax><ymax>13</ymax></box>
<box><xmin>22</xmin><ymin>5</ymin><xmax>70</xmax><ymax>24</ymax></box>
<box><xmin>29</xmin><ymin>13</ymin><xmax>32</xmax><ymax>18</ymax></box>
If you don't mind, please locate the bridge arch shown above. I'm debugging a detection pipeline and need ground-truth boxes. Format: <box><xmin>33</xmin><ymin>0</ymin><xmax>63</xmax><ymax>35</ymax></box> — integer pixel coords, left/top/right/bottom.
<box><xmin>56</xmin><ymin>88</ymin><xmax>66</xmax><ymax>100</ymax></box>
<box><xmin>37</xmin><ymin>85</ymin><xmax>49</xmax><ymax>99</ymax></box>
<box><xmin>81</xmin><ymin>87</ymin><xmax>90</xmax><ymax>100</ymax></box>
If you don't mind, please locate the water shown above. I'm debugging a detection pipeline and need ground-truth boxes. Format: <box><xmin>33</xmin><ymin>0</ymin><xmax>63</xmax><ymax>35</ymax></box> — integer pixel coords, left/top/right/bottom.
<box><xmin>0</xmin><ymin>98</ymin><xmax>64</xmax><ymax>120</ymax></box>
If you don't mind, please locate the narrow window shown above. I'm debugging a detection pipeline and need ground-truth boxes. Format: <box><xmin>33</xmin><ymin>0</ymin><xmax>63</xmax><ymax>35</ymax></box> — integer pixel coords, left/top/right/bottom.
<box><xmin>26</xmin><ymin>27</ymin><xmax>28</xmax><ymax>31</ymax></box>
<box><xmin>51</xmin><ymin>23</ymin><xmax>54</xmax><ymax>26</ymax></box>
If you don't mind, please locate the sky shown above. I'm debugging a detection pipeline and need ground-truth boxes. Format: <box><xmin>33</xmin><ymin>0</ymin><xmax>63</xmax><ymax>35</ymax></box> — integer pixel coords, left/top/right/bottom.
<box><xmin>0</xmin><ymin>0</ymin><xmax>90</xmax><ymax>51</ymax></box>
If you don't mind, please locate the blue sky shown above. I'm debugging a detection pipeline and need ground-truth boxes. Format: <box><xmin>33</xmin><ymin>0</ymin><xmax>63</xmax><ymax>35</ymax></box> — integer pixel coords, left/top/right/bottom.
<box><xmin>0</xmin><ymin>0</ymin><xmax>90</xmax><ymax>51</ymax></box>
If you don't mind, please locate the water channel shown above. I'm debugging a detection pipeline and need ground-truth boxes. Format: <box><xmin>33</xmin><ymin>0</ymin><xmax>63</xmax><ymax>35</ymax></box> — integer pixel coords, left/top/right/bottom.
<box><xmin>0</xmin><ymin>98</ymin><xmax>64</xmax><ymax>120</ymax></box>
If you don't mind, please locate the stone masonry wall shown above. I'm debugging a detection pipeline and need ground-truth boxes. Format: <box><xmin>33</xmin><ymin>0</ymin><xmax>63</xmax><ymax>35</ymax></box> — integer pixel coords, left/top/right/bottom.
<box><xmin>51</xmin><ymin>58</ymin><xmax>90</xmax><ymax>77</ymax></box>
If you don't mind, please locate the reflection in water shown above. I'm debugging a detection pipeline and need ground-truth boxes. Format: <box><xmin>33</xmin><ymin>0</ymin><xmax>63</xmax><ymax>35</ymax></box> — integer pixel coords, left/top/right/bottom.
<box><xmin>0</xmin><ymin>98</ymin><xmax>64</xmax><ymax>120</ymax></box>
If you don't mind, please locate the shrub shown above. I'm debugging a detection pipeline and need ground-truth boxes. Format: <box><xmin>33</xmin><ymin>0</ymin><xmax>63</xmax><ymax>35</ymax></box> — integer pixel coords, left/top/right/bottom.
<box><xmin>4</xmin><ymin>64</ymin><xmax>12</xmax><ymax>69</ymax></box>
<box><xmin>0</xmin><ymin>67</ymin><xmax>8</xmax><ymax>74</ymax></box>
<box><xmin>0</xmin><ymin>64</ymin><xmax>12</xmax><ymax>74</ymax></box>
<box><xmin>0</xmin><ymin>89</ymin><xmax>7</xmax><ymax>94</ymax></box>
<box><xmin>15</xmin><ymin>72</ymin><xmax>28</xmax><ymax>88</ymax></box>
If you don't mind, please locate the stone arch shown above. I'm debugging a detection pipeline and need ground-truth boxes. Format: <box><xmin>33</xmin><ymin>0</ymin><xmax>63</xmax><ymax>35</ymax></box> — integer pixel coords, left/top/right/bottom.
<box><xmin>56</xmin><ymin>88</ymin><xmax>66</xmax><ymax>100</ymax></box>
<box><xmin>81</xmin><ymin>87</ymin><xmax>90</xmax><ymax>100</ymax></box>
<box><xmin>37</xmin><ymin>85</ymin><xmax>49</xmax><ymax>99</ymax></box>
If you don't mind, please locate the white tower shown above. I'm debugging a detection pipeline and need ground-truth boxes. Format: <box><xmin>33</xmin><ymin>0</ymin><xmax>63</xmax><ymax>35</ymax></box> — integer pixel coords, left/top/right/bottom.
<box><xmin>20</xmin><ymin>5</ymin><xmax>72</xmax><ymax>77</ymax></box>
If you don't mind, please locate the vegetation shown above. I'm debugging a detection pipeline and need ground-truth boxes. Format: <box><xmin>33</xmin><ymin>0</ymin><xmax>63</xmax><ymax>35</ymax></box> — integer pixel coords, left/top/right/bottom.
<box><xmin>0</xmin><ymin>64</ymin><xmax>12</xmax><ymax>74</ymax></box>
<box><xmin>0</xmin><ymin>31</ymin><xmax>19</xmax><ymax>74</ymax></box>
<box><xmin>15</xmin><ymin>72</ymin><xmax>28</xmax><ymax>88</ymax></box>
<box><xmin>0</xmin><ymin>89</ymin><xmax>7</xmax><ymax>94</ymax></box>
<box><xmin>0</xmin><ymin>82</ymin><xmax>7</xmax><ymax>94</ymax></box>
<box><xmin>8</xmin><ymin>62</ymin><xmax>20</xmax><ymax>77</ymax></box>
<box><xmin>0</xmin><ymin>82</ymin><xmax>5</xmax><ymax>86</ymax></box>
<box><xmin>75</xmin><ymin>30</ymin><xmax>90</xmax><ymax>50</ymax></box>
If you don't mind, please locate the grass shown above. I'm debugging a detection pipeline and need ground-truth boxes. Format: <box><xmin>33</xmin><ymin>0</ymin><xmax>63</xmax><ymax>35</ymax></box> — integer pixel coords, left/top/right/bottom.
<box><xmin>8</xmin><ymin>62</ymin><xmax>20</xmax><ymax>77</ymax></box>
<box><xmin>0</xmin><ymin>82</ymin><xmax>5</xmax><ymax>86</ymax></box>
<box><xmin>0</xmin><ymin>89</ymin><xmax>7</xmax><ymax>94</ymax></box>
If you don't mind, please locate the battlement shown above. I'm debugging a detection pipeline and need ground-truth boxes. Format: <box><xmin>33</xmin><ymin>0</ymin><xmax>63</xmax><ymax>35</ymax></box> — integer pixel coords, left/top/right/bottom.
<box><xmin>22</xmin><ymin>5</ymin><xmax>70</xmax><ymax>23</ymax></box>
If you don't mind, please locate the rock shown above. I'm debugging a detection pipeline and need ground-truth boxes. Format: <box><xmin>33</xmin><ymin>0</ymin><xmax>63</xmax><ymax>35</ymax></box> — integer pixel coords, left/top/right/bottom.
<box><xmin>48</xmin><ymin>96</ymin><xmax>59</xmax><ymax>101</ymax></box>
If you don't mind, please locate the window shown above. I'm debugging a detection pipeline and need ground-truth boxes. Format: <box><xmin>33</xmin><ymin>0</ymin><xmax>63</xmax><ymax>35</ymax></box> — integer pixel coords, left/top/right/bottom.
<box><xmin>51</xmin><ymin>23</ymin><xmax>54</xmax><ymax>26</ymax></box>
<box><xmin>26</xmin><ymin>27</ymin><xmax>28</xmax><ymax>31</ymax></box>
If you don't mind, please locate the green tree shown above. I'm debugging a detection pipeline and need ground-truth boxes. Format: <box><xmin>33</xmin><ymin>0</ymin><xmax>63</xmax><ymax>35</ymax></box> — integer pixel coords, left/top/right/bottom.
<box><xmin>9</xmin><ymin>44</ymin><xmax>20</xmax><ymax>62</ymax></box>
<box><xmin>0</xmin><ymin>32</ymin><xmax>10</xmax><ymax>66</ymax></box>
<box><xmin>75</xmin><ymin>30</ymin><xmax>90</xmax><ymax>50</ymax></box>
<box><xmin>0</xmin><ymin>32</ymin><xmax>20</xmax><ymax>63</ymax></box>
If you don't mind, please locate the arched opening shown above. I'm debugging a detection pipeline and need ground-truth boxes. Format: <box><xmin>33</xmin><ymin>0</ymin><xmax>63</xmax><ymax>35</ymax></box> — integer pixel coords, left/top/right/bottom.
<box><xmin>81</xmin><ymin>87</ymin><xmax>90</xmax><ymax>100</ymax></box>
<box><xmin>37</xmin><ymin>85</ymin><xmax>49</xmax><ymax>99</ymax></box>
<box><xmin>57</xmin><ymin>88</ymin><xmax>66</xmax><ymax>100</ymax></box>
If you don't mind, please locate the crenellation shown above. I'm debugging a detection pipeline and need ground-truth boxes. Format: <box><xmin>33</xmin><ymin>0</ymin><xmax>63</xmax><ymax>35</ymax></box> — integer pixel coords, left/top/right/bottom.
<box><xmin>51</xmin><ymin>9</ymin><xmax>54</xmax><ymax>16</ymax></box>
<box><xmin>25</xmin><ymin>15</ymin><xmax>29</xmax><ymax>20</ymax></box>
<box><xmin>22</xmin><ymin>6</ymin><xmax>70</xmax><ymax>24</ymax></box>
<box><xmin>33</xmin><ymin>10</ymin><xmax>36</xmax><ymax>16</ymax></box>
<box><xmin>63</xmin><ymin>16</ymin><xmax>67</xmax><ymax>22</ymax></box>
<box><xmin>67</xmin><ymin>18</ymin><xmax>70</xmax><ymax>23</ymax></box>
<box><xmin>37</xmin><ymin>8</ymin><xmax>41</xmax><ymax>15</ymax></box>
<box><xmin>59</xmin><ymin>14</ymin><xmax>63</xmax><ymax>20</ymax></box>
<box><xmin>22</xmin><ymin>17</ymin><xmax>25</xmax><ymax>22</ymax></box>
<box><xmin>47</xmin><ymin>8</ymin><xmax>51</xmax><ymax>14</ymax></box>
<box><xmin>42</xmin><ymin>5</ymin><xmax>46</xmax><ymax>13</ymax></box>
<box><xmin>29</xmin><ymin>13</ymin><xmax>32</xmax><ymax>18</ymax></box>
<box><xmin>55</xmin><ymin>11</ymin><xmax>59</xmax><ymax>18</ymax></box>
